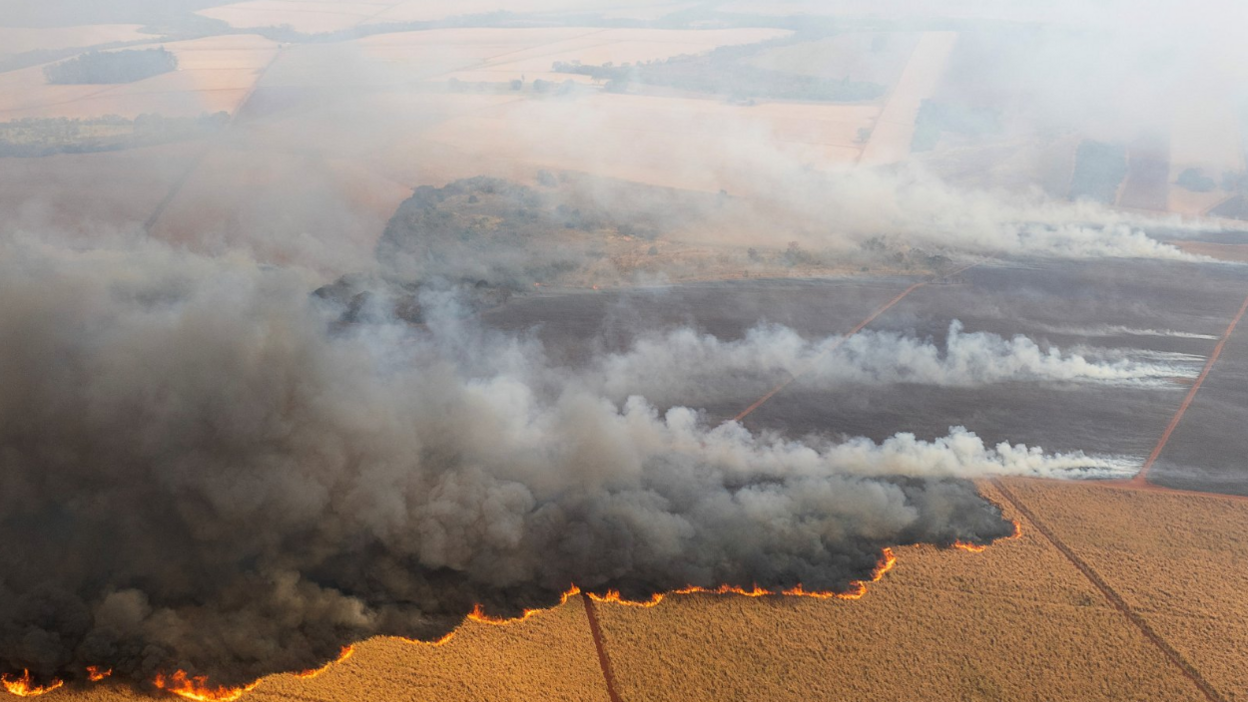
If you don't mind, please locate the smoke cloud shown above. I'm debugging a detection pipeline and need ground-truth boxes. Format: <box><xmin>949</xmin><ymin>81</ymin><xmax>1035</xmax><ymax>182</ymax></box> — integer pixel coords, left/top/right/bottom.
<box><xmin>0</xmin><ymin>242</ymin><xmax>1120</xmax><ymax>690</ymax></box>
<box><xmin>587</xmin><ymin>319</ymin><xmax>1199</xmax><ymax>407</ymax></box>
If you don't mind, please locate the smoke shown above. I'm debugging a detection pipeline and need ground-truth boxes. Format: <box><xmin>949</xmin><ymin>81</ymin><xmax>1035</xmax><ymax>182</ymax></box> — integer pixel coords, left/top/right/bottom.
<box><xmin>1026</xmin><ymin>323</ymin><xmax>1220</xmax><ymax>341</ymax></box>
<box><xmin>0</xmin><ymin>241</ymin><xmax>1123</xmax><ymax>689</ymax></box>
<box><xmin>586</xmin><ymin>319</ymin><xmax>1199</xmax><ymax>407</ymax></box>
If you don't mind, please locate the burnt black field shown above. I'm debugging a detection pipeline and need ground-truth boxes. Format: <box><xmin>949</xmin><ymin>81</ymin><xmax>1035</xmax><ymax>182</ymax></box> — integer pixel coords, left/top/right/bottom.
<box><xmin>484</xmin><ymin>257</ymin><xmax>1248</xmax><ymax>496</ymax></box>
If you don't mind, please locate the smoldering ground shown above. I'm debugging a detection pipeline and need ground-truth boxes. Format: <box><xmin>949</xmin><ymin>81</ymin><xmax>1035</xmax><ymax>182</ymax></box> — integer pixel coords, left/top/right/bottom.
<box><xmin>0</xmin><ymin>242</ymin><xmax>1134</xmax><ymax>690</ymax></box>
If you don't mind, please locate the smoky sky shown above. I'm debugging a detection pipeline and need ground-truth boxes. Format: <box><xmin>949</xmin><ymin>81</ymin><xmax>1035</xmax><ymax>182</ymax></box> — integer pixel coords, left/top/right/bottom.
<box><xmin>0</xmin><ymin>242</ymin><xmax>1096</xmax><ymax>689</ymax></box>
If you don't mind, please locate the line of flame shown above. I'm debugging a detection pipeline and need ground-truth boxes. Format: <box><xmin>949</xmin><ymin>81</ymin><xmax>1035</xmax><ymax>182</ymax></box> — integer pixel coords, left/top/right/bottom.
<box><xmin>153</xmin><ymin>533</ymin><xmax>1016</xmax><ymax>698</ymax></box>
<box><xmin>589</xmin><ymin>547</ymin><xmax>899</xmax><ymax>606</ymax></box>
<box><xmin>293</xmin><ymin>646</ymin><xmax>355</xmax><ymax>679</ymax></box>
<box><xmin>86</xmin><ymin>666</ymin><xmax>112</xmax><ymax>682</ymax></box>
<box><xmin>1</xmin><ymin>671</ymin><xmax>64</xmax><ymax>697</ymax></box>
<box><xmin>467</xmin><ymin>585</ymin><xmax>584</xmax><ymax>624</ymax></box>
<box><xmin>955</xmin><ymin>519</ymin><xmax>1022</xmax><ymax>553</ymax></box>
<box><xmin>153</xmin><ymin>671</ymin><xmax>260</xmax><ymax>702</ymax></box>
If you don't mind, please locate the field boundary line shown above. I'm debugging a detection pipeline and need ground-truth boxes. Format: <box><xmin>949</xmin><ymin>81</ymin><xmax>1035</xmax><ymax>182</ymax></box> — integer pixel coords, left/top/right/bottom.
<box><xmin>732</xmin><ymin>264</ymin><xmax>974</xmax><ymax>423</ymax></box>
<box><xmin>991</xmin><ymin>479</ymin><xmax>1227</xmax><ymax>702</ymax></box>
<box><xmin>1135</xmin><ymin>291</ymin><xmax>1248</xmax><ymax>484</ymax></box>
<box><xmin>144</xmin><ymin>44</ymin><xmax>286</xmax><ymax>234</ymax></box>
<box><xmin>580</xmin><ymin>593</ymin><xmax>625</xmax><ymax>702</ymax></box>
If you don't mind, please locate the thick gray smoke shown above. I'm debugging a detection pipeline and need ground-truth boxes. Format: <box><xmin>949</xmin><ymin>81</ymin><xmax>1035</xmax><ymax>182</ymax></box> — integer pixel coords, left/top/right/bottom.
<box><xmin>0</xmin><ymin>242</ymin><xmax>1116</xmax><ymax>691</ymax></box>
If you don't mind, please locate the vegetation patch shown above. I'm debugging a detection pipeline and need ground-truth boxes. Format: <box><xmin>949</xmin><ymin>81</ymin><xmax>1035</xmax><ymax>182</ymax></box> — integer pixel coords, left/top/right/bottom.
<box><xmin>44</xmin><ymin>47</ymin><xmax>178</xmax><ymax>84</ymax></box>
<box><xmin>0</xmin><ymin>112</ymin><xmax>227</xmax><ymax>157</ymax></box>
<box><xmin>1068</xmin><ymin>140</ymin><xmax>1127</xmax><ymax>204</ymax></box>
<box><xmin>552</xmin><ymin>36</ymin><xmax>886</xmax><ymax>103</ymax></box>
<box><xmin>911</xmin><ymin>99</ymin><xmax>1002</xmax><ymax>152</ymax></box>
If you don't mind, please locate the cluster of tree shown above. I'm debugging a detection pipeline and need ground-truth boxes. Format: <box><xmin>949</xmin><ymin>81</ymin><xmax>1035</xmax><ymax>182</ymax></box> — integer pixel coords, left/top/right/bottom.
<box><xmin>44</xmin><ymin>47</ymin><xmax>178</xmax><ymax>84</ymax></box>
<box><xmin>1175</xmin><ymin>167</ymin><xmax>1217</xmax><ymax>193</ymax></box>
<box><xmin>0</xmin><ymin>112</ymin><xmax>228</xmax><ymax>157</ymax></box>
<box><xmin>911</xmin><ymin>99</ymin><xmax>1002</xmax><ymax>152</ymax></box>
<box><xmin>551</xmin><ymin>39</ymin><xmax>884</xmax><ymax>103</ymax></box>
<box><xmin>374</xmin><ymin>176</ymin><xmax>678</xmax><ymax>289</ymax></box>
<box><xmin>1069</xmin><ymin>140</ymin><xmax>1128</xmax><ymax>204</ymax></box>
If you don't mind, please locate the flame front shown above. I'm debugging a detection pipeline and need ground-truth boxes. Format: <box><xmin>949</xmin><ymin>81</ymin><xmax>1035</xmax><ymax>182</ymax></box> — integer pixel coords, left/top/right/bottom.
<box><xmin>467</xmin><ymin>585</ymin><xmax>583</xmax><ymax>625</ymax></box>
<box><xmin>293</xmin><ymin>646</ymin><xmax>354</xmax><ymax>679</ymax></box>
<box><xmin>86</xmin><ymin>666</ymin><xmax>112</xmax><ymax>682</ymax></box>
<box><xmin>953</xmin><ymin>541</ymin><xmax>988</xmax><ymax>553</ymax></box>
<box><xmin>1</xmin><ymin>671</ymin><xmax>63</xmax><ymax>697</ymax></box>
<box><xmin>586</xmin><ymin>547</ymin><xmax>899</xmax><ymax>606</ymax></box>
<box><xmin>153</xmin><ymin>671</ymin><xmax>259</xmax><ymax>702</ymax></box>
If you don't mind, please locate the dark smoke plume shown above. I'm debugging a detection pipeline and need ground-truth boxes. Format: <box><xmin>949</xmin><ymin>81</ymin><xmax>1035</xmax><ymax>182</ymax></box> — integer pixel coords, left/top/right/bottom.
<box><xmin>0</xmin><ymin>242</ymin><xmax>1019</xmax><ymax>691</ymax></box>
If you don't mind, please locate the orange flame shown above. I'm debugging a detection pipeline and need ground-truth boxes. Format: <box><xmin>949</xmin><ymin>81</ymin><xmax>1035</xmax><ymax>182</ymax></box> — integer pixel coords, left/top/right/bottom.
<box><xmin>588</xmin><ymin>590</ymin><xmax>667</xmax><ymax>607</ymax></box>
<box><xmin>1</xmin><ymin>671</ymin><xmax>64</xmax><ymax>697</ymax></box>
<box><xmin>152</xmin><ymin>671</ymin><xmax>259</xmax><ymax>702</ymax></box>
<box><xmin>955</xmin><ymin>519</ymin><xmax>1021</xmax><ymax>552</ymax></box>
<box><xmin>467</xmin><ymin>585</ymin><xmax>583</xmax><ymax>625</ymax></box>
<box><xmin>86</xmin><ymin>666</ymin><xmax>112</xmax><ymax>682</ymax></box>
<box><xmin>410</xmin><ymin>631</ymin><xmax>457</xmax><ymax>647</ymax></box>
<box><xmin>293</xmin><ymin>646</ymin><xmax>354</xmax><ymax>679</ymax></box>
<box><xmin>587</xmin><ymin>548</ymin><xmax>899</xmax><ymax>605</ymax></box>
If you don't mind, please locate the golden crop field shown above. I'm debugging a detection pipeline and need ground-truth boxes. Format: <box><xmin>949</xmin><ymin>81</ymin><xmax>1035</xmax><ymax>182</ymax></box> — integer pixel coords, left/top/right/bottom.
<box><xmin>0</xmin><ymin>35</ymin><xmax>280</xmax><ymax>121</ymax></box>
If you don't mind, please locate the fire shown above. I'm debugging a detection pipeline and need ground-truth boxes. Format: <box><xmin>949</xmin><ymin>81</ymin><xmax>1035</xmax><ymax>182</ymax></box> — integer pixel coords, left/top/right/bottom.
<box><xmin>411</xmin><ymin>631</ymin><xmax>457</xmax><ymax>647</ymax></box>
<box><xmin>293</xmin><ymin>646</ymin><xmax>354</xmax><ymax>679</ymax></box>
<box><xmin>589</xmin><ymin>548</ymin><xmax>899</xmax><ymax>606</ymax></box>
<box><xmin>955</xmin><ymin>520</ymin><xmax>1022</xmax><ymax>552</ymax></box>
<box><xmin>467</xmin><ymin>585</ymin><xmax>583</xmax><ymax>625</ymax></box>
<box><xmin>1</xmin><ymin>671</ymin><xmax>64</xmax><ymax>697</ymax></box>
<box><xmin>588</xmin><ymin>590</ymin><xmax>666</xmax><ymax>607</ymax></box>
<box><xmin>152</xmin><ymin>671</ymin><xmax>259</xmax><ymax>702</ymax></box>
<box><xmin>86</xmin><ymin>666</ymin><xmax>112</xmax><ymax>682</ymax></box>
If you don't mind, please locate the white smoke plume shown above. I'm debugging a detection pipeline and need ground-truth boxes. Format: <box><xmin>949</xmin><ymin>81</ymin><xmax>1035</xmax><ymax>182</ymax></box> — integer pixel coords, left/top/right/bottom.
<box><xmin>587</xmin><ymin>319</ymin><xmax>1199</xmax><ymax>407</ymax></box>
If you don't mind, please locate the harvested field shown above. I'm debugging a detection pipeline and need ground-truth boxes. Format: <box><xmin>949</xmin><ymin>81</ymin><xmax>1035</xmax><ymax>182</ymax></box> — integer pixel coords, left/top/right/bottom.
<box><xmin>416</xmin><ymin>92</ymin><xmax>875</xmax><ymax>192</ymax></box>
<box><xmin>599</xmin><ymin>2</ymin><xmax>699</xmax><ymax>20</ymax></box>
<box><xmin>859</xmin><ymin>31</ymin><xmax>957</xmax><ymax>166</ymax></box>
<box><xmin>0</xmin><ymin>24</ymin><xmax>151</xmax><ymax>59</ymax></box>
<box><xmin>0</xmin><ymin>35</ymin><xmax>279</xmax><ymax>120</ymax></box>
<box><xmin>349</xmin><ymin>27</ymin><xmax>790</xmax><ymax>84</ymax></box>
<box><xmin>196</xmin><ymin>1</ymin><xmax>392</xmax><ymax>34</ymax></box>
<box><xmin>360</xmin><ymin>0</ymin><xmax>604</xmax><ymax>25</ymax></box>
<box><xmin>718</xmin><ymin>0</ymin><xmax>1073</xmax><ymax>23</ymax></box>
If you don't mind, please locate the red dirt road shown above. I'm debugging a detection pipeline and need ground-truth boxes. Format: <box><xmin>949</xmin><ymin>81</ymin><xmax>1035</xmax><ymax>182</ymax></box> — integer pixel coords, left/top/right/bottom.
<box><xmin>1135</xmin><ymin>291</ymin><xmax>1248</xmax><ymax>485</ymax></box>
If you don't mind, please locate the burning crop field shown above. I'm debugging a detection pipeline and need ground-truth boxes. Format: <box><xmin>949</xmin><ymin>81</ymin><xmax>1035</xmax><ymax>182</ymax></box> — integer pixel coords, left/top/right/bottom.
<box><xmin>3</xmin><ymin>1</ymin><xmax>1248</xmax><ymax>701</ymax></box>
